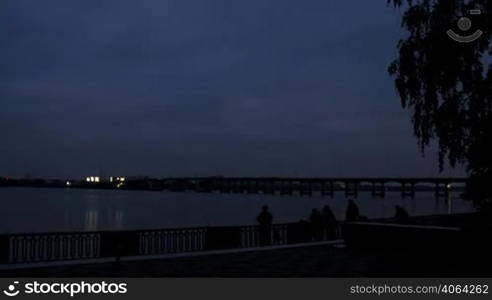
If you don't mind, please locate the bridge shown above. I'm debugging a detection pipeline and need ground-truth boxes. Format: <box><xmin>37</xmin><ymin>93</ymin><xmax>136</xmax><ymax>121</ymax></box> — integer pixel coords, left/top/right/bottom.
<box><xmin>163</xmin><ymin>177</ymin><xmax>468</xmax><ymax>198</ymax></box>
<box><xmin>0</xmin><ymin>176</ymin><xmax>468</xmax><ymax>197</ymax></box>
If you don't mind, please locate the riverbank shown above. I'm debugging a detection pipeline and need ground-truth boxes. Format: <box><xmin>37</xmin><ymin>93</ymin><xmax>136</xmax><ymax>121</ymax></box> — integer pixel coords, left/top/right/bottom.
<box><xmin>1</xmin><ymin>212</ymin><xmax>489</xmax><ymax>277</ymax></box>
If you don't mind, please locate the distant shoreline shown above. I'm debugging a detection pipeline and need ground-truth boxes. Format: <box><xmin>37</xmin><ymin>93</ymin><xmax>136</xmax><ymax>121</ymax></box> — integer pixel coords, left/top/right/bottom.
<box><xmin>0</xmin><ymin>177</ymin><xmax>467</xmax><ymax>194</ymax></box>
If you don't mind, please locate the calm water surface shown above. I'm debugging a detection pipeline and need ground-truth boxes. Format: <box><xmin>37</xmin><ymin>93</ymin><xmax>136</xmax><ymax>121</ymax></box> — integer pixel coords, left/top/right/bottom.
<box><xmin>0</xmin><ymin>187</ymin><xmax>474</xmax><ymax>234</ymax></box>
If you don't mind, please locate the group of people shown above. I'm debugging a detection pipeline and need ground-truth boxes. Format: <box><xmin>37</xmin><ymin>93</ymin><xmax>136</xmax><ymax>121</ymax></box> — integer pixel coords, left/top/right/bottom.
<box><xmin>256</xmin><ymin>204</ymin><xmax>338</xmax><ymax>244</ymax></box>
<box><xmin>345</xmin><ymin>199</ymin><xmax>409</xmax><ymax>223</ymax></box>
<box><xmin>307</xmin><ymin>205</ymin><xmax>338</xmax><ymax>241</ymax></box>
<box><xmin>256</xmin><ymin>200</ymin><xmax>410</xmax><ymax>244</ymax></box>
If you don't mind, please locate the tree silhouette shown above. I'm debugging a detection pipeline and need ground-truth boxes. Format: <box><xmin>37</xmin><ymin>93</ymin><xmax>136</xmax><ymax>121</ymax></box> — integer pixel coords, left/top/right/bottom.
<box><xmin>388</xmin><ymin>0</ymin><xmax>491</xmax><ymax>208</ymax></box>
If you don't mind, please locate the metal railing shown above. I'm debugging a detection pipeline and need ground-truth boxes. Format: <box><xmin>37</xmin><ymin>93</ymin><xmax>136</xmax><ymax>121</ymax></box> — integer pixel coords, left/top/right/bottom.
<box><xmin>139</xmin><ymin>227</ymin><xmax>207</xmax><ymax>255</ymax></box>
<box><xmin>6</xmin><ymin>232</ymin><xmax>101</xmax><ymax>264</ymax></box>
<box><xmin>0</xmin><ymin>222</ymin><xmax>340</xmax><ymax>264</ymax></box>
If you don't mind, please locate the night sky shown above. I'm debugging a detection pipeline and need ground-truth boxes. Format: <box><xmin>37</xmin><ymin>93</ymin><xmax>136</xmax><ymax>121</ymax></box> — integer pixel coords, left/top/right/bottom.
<box><xmin>0</xmin><ymin>1</ymin><xmax>465</xmax><ymax>178</ymax></box>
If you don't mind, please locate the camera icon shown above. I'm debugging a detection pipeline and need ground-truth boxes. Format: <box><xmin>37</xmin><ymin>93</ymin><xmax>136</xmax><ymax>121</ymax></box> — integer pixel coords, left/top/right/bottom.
<box><xmin>3</xmin><ymin>282</ymin><xmax>20</xmax><ymax>297</ymax></box>
<box><xmin>447</xmin><ymin>9</ymin><xmax>483</xmax><ymax>43</ymax></box>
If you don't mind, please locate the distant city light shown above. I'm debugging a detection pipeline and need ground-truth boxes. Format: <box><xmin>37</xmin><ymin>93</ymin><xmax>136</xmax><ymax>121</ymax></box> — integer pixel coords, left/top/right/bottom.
<box><xmin>66</xmin><ymin>181</ymin><xmax>71</xmax><ymax>186</ymax></box>
<box><xmin>86</xmin><ymin>176</ymin><xmax>101</xmax><ymax>183</ymax></box>
<box><xmin>86</xmin><ymin>176</ymin><xmax>123</xmax><ymax>183</ymax></box>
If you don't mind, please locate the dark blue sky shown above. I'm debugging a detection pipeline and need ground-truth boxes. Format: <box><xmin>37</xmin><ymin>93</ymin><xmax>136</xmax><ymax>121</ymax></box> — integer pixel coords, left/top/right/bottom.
<box><xmin>0</xmin><ymin>0</ymin><xmax>464</xmax><ymax>178</ymax></box>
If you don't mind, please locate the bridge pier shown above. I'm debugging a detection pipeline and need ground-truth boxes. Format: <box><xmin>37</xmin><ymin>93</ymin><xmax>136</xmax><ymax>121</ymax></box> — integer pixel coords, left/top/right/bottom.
<box><xmin>321</xmin><ymin>181</ymin><xmax>334</xmax><ymax>197</ymax></box>
<box><xmin>258</xmin><ymin>180</ymin><xmax>266</xmax><ymax>194</ymax></box>
<box><xmin>345</xmin><ymin>181</ymin><xmax>359</xmax><ymax>198</ymax></box>
<box><xmin>247</xmin><ymin>180</ymin><xmax>258</xmax><ymax>194</ymax></box>
<box><xmin>280</xmin><ymin>180</ymin><xmax>293</xmax><ymax>195</ymax></box>
<box><xmin>371</xmin><ymin>181</ymin><xmax>386</xmax><ymax>197</ymax></box>
<box><xmin>230</xmin><ymin>180</ymin><xmax>239</xmax><ymax>193</ymax></box>
<box><xmin>435</xmin><ymin>182</ymin><xmax>450</xmax><ymax>198</ymax></box>
<box><xmin>220</xmin><ymin>180</ymin><xmax>232</xmax><ymax>193</ymax></box>
<box><xmin>300</xmin><ymin>181</ymin><xmax>313</xmax><ymax>196</ymax></box>
<box><xmin>236</xmin><ymin>180</ymin><xmax>246</xmax><ymax>193</ymax></box>
<box><xmin>263</xmin><ymin>180</ymin><xmax>275</xmax><ymax>195</ymax></box>
<box><xmin>401</xmin><ymin>182</ymin><xmax>416</xmax><ymax>198</ymax></box>
<box><xmin>239</xmin><ymin>180</ymin><xmax>245</xmax><ymax>193</ymax></box>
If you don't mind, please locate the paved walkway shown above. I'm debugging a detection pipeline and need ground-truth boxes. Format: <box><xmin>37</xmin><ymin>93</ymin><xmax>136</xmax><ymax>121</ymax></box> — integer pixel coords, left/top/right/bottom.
<box><xmin>1</xmin><ymin>242</ymin><xmax>490</xmax><ymax>277</ymax></box>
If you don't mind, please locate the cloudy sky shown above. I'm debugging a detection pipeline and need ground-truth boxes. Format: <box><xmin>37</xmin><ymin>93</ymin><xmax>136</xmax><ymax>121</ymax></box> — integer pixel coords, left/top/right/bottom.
<box><xmin>0</xmin><ymin>0</ymin><xmax>465</xmax><ymax>178</ymax></box>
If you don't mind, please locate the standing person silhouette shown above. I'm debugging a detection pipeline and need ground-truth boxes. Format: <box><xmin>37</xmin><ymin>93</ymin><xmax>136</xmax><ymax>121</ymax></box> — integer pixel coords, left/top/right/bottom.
<box><xmin>322</xmin><ymin>205</ymin><xmax>338</xmax><ymax>239</ymax></box>
<box><xmin>345</xmin><ymin>199</ymin><xmax>360</xmax><ymax>221</ymax></box>
<box><xmin>309</xmin><ymin>209</ymin><xmax>324</xmax><ymax>241</ymax></box>
<box><xmin>257</xmin><ymin>205</ymin><xmax>273</xmax><ymax>246</ymax></box>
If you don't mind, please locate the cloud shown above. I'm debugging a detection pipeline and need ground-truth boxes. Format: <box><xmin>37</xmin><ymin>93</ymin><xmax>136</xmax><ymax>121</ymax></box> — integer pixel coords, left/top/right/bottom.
<box><xmin>0</xmin><ymin>0</ymin><xmax>461</xmax><ymax>177</ymax></box>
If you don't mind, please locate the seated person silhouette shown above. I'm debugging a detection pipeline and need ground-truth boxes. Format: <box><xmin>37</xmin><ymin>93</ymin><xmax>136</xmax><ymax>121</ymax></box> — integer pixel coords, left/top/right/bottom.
<box><xmin>296</xmin><ymin>219</ymin><xmax>311</xmax><ymax>243</ymax></box>
<box><xmin>345</xmin><ymin>199</ymin><xmax>360</xmax><ymax>221</ymax></box>
<box><xmin>393</xmin><ymin>205</ymin><xmax>410</xmax><ymax>223</ymax></box>
<box><xmin>257</xmin><ymin>205</ymin><xmax>273</xmax><ymax>246</ymax></box>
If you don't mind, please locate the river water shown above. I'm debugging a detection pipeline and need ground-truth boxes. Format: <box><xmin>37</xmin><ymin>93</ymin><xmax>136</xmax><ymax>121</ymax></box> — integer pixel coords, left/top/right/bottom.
<box><xmin>0</xmin><ymin>187</ymin><xmax>474</xmax><ymax>234</ymax></box>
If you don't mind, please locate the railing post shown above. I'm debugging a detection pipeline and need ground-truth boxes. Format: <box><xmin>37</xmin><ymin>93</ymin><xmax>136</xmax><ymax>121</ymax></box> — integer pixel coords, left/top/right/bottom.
<box><xmin>204</xmin><ymin>227</ymin><xmax>242</xmax><ymax>250</ymax></box>
<box><xmin>286</xmin><ymin>222</ymin><xmax>311</xmax><ymax>244</ymax></box>
<box><xmin>0</xmin><ymin>235</ymin><xmax>9</xmax><ymax>264</ymax></box>
<box><xmin>100</xmin><ymin>231</ymin><xmax>140</xmax><ymax>260</ymax></box>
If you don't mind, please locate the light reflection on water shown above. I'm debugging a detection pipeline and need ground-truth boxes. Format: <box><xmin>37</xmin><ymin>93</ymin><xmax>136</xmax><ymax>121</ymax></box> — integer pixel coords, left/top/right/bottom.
<box><xmin>84</xmin><ymin>210</ymin><xmax>99</xmax><ymax>231</ymax></box>
<box><xmin>0</xmin><ymin>187</ymin><xmax>474</xmax><ymax>234</ymax></box>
